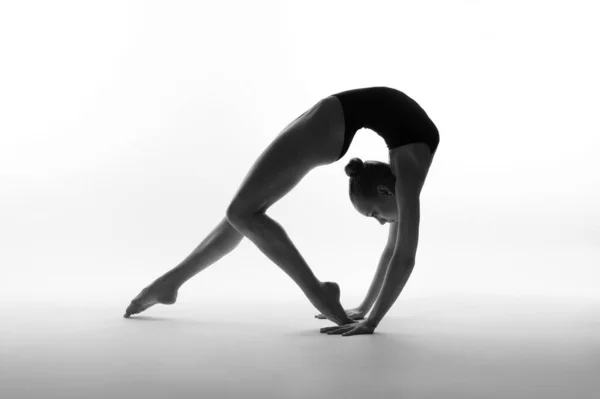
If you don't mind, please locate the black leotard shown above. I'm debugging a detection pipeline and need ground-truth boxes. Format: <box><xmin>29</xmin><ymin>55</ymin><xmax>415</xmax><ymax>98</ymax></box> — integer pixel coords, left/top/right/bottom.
<box><xmin>331</xmin><ymin>87</ymin><xmax>439</xmax><ymax>160</ymax></box>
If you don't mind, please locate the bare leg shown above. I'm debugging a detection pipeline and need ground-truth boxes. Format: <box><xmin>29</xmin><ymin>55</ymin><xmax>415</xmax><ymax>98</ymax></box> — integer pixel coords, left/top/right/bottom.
<box><xmin>123</xmin><ymin>217</ymin><xmax>243</xmax><ymax>317</ymax></box>
<box><xmin>226</xmin><ymin>211</ymin><xmax>352</xmax><ymax>326</ymax></box>
<box><xmin>224</xmin><ymin>97</ymin><xmax>352</xmax><ymax>326</ymax></box>
<box><xmin>124</xmin><ymin>96</ymin><xmax>350</xmax><ymax>324</ymax></box>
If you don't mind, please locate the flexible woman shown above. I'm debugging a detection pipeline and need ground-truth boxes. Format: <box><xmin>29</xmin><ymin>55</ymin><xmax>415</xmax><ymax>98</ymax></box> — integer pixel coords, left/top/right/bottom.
<box><xmin>123</xmin><ymin>86</ymin><xmax>440</xmax><ymax>337</ymax></box>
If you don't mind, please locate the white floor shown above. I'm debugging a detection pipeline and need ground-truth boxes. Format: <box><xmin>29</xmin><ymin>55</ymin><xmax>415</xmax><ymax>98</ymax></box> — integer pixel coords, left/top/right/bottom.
<box><xmin>1</xmin><ymin>294</ymin><xmax>598</xmax><ymax>399</ymax></box>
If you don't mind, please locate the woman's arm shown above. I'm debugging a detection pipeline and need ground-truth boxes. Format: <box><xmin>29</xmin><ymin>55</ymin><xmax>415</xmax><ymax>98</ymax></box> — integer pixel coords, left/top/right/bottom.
<box><xmin>364</xmin><ymin>147</ymin><xmax>427</xmax><ymax>328</ymax></box>
<box><xmin>357</xmin><ymin>223</ymin><xmax>397</xmax><ymax>313</ymax></box>
<box><xmin>365</xmin><ymin>197</ymin><xmax>420</xmax><ymax>328</ymax></box>
<box><xmin>320</xmin><ymin>197</ymin><xmax>420</xmax><ymax>335</ymax></box>
<box><xmin>319</xmin><ymin>143</ymin><xmax>433</xmax><ymax>335</ymax></box>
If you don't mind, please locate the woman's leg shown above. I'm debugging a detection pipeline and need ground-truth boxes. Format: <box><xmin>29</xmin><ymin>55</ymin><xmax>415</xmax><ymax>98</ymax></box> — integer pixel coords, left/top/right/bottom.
<box><xmin>161</xmin><ymin>217</ymin><xmax>243</xmax><ymax>288</ymax></box>
<box><xmin>124</xmin><ymin>217</ymin><xmax>243</xmax><ymax>317</ymax></box>
<box><xmin>124</xmin><ymin>96</ymin><xmax>350</xmax><ymax>324</ymax></box>
<box><xmin>225</xmin><ymin>97</ymin><xmax>353</xmax><ymax>326</ymax></box>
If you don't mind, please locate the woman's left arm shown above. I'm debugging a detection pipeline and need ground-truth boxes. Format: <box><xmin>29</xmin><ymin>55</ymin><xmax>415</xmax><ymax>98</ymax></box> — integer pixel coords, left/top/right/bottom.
<box><xmin>366</xmin><ymin>148</ymin><xmax>426</xmax><ymax>329</ymax></box>
<box><xmin>364</xmin><ymin>196</ymin><xmax>420</xmax><ymax>328</ymax></box>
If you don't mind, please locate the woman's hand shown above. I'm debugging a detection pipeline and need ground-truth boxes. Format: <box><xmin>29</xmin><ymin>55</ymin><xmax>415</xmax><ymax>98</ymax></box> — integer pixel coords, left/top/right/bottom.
<box><xmin>315</xmin><ymin>307</ymin><xmax>366</xmax><ymax>320</ymax></box>
<box><xmin>320</xmin><ymin>320</ymin><xmax>376</xmax><ymax>337</ymax></box>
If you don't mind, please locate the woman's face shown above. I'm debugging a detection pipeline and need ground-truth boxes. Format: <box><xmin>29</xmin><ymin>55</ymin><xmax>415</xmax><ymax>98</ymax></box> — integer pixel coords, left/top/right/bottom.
<box><xmin>352</xmin><ymin>185</ymin><xmax>398</xmax><ymax>225</ymax></box>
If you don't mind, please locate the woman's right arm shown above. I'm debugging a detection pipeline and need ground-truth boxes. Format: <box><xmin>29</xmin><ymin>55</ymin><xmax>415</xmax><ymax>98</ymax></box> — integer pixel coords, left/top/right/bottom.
<box><xmin>358</xmin><ymin>250</ymin><xmax>393</xmax><ymax>314</ymax></box>
<box><xmin>357</xmin><ymin>222</ymin><xmax>397</xmax><ymax>314</ymax></box>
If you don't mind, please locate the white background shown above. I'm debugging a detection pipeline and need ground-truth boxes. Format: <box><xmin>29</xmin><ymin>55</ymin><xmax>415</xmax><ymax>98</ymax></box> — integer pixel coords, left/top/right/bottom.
<box><xmin>2</xmin><ymin>2</ymin><xmax>599</xmax><ymax>399</ymax></box>
<box><xmin>1</xmin><ymin>0</ymin><xmax>598</xmax><ymax>306</ymax></box>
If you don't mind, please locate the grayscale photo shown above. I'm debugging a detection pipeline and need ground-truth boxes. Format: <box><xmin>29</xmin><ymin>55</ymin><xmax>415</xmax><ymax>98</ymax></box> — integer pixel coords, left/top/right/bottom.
<box><xmin>1</xmin><ymin>1</ymin><xmax>598</xmax><ymax>398</ymax></box>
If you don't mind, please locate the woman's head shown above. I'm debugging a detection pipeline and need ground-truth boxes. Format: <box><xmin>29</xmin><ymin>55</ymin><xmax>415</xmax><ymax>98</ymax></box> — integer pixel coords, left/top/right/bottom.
<box><xmin>345</xmin><ymin>157</ymin><xmax>398</xmax><ymax>224</ymax></box>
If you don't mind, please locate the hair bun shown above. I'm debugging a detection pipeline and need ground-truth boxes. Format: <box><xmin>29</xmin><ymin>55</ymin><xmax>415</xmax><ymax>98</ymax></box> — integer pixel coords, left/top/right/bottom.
<box><xmin>345</xmin><ymin>157</ymin><xmax>364</xmax><ymax>177</ymax></box>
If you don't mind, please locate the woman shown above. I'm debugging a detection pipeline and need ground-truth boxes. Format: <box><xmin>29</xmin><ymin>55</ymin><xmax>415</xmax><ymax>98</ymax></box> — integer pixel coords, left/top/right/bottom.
<box><xmin>123</xmin><ymin>86</ymin><xmax>440</xmax><ymax>337</ymax></box>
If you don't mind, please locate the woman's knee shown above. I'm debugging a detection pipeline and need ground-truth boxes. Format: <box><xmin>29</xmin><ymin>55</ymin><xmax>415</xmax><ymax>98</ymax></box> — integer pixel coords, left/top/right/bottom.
<box><xmin>225</xmin><ymin>202</ymin><xmax>242</xmax><ymax>227</ymax></box>
<box><xmin>226</xmin><ymin>199</ymin><xmax>259</xmax><ymax>229</ymax></box>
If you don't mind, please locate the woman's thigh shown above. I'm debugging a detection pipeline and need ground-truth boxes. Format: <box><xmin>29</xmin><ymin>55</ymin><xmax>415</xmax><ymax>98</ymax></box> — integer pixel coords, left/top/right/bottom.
<box><xmin>226</xmin><ymin>97</ymin><xmax>342</xmax><ymax>216</ymax></box>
